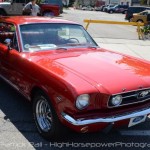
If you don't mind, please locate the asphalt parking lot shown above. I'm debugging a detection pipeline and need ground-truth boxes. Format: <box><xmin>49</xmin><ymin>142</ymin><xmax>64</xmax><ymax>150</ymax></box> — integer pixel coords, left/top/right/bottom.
<box><xmin>0</xmin><ymin>8</ymin><xmax>150</xmax><ymax>150</ymax></box>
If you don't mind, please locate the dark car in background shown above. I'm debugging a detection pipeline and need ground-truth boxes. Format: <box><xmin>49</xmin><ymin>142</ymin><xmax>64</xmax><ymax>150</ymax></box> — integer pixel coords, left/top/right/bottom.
<box><xmin>43</xmin><ymin>0</ymin><xmax>63</xmax><ymax>13</ymax></box>
<box><xmin>107</xmin><ymin>4</ymin><xmax>129</xmax><ymax>14</ymax></box>
<box><xmin>125</xmin><ymin>6</ymin><xmax>150</xmax><ymax>21</ymax></box>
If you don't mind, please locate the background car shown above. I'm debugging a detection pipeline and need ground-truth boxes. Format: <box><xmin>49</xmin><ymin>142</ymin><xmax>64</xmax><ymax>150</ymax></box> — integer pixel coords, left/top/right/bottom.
<box><xmin>104</xmin><ymin>4</ymin><xmax>115</xmax><ymax>12</ymax></box>
<box><xmin>0</xmin><ymin>0</ymin><xmax>60</xmax><ymax>16</ymax></box>
<box><xmin>82</xmin><ymin>6</ymin><xmax>94</xmax><ymax>11</ymax></box>
<box><xmin>125</xmin><ymin>6</ymin><xmax>150</xmax><ymax>21</ymax></box>
<box><xmin>131</xmin><ymin>10</ymin><xmax>150</xmax><ymax>24</ymax></box>
<box><xmin>107</xmin><ymin>4</ymin><xmax>129</xmax><ymax>14</ymax></box>
<box><xmin>42</xmin><ymin>0</ymin><xmax>63</xmax><ymax>14</ymax></box>
<box><xmin>95</xmin><ymin>5</ymin><xmax>105</xmax><ymax>11</ymax></box>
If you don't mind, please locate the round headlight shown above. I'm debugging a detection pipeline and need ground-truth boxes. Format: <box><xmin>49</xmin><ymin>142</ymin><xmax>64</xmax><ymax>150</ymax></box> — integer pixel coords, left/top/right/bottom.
<box><xmin>76</xmin><ymin>94</ymin><xmax>90</xmax><ymax>110</ymax></box>
<box><xmin>111</xmin><ymin>95</ymin><xmax>122</xmax><ymax>106</ymax></box>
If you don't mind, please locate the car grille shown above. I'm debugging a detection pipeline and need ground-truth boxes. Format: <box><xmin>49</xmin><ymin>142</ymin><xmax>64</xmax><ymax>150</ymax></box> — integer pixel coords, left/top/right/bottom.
<box><xmin>108</xmin><ymin>88</ymin><xmax>150</xmax><ymax>107</ymax></box>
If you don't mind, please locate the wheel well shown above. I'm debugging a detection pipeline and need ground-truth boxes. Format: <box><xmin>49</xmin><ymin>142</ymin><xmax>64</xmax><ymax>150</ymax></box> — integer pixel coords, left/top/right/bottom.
<box><xmin>42</xmin><ymin>10</ymin><xmax>53</xmax><ymax>15</ymax></box>
<box><xmin>137</xmin><ymin>19</ymin><xmax>143</xmax><ymax>22</ymax></box>
<box><xmin>109</xmin><ymin>10</ymin><xmax>113</xmax><ymax>13</ymax></box>
<box><xmin>0</xmin><ymin>8</ymin><xmax>7</xmax><ymax>15</ymax></box>
<box><xmin>30</xmin><ymin>86</ymin><xmax>58</xmax><ymax>115</ymax></box>
<box><xmin>30</xmin><ymin>87</ymin><xmax>47</xmax><ymax>103</ymax></box>
<box><xmin>122</xmin><ymin>10</ymin><xmax>127</xmax><ymax>14</ymax></box>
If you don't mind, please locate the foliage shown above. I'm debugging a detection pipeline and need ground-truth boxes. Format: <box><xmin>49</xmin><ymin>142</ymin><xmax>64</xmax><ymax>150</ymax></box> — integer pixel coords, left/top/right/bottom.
<box><xmin>141</xmin><ymin>25</ymin><xmax>150</xmax><ymax>35</ymax></box>
<box><xmin>37</xmin><ymin>0</ymin><xmax>45</xmax><ymax>4</ymax></box>
<box><xmin>140</xmin><ymin>0</ymin><xmax>147</xmax><ymax>5</ymax></box>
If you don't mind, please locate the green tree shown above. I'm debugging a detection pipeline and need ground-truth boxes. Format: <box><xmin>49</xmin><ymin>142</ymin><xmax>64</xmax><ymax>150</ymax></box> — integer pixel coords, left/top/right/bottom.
<box><xmin>37</xmin><ymin>0</ymin><xmax>45</xmax><ymax>4</ymax></box>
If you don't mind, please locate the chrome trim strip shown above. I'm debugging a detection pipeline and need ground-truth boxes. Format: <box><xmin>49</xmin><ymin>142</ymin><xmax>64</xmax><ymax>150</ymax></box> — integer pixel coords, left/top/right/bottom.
<box><xmin>0</xmin><ymin>74</ymin><xmax>19</xmax><ymax>91</ymax></box>
<box><xmin>111</xmin><ymin>87</ymin><xmax>150</xmax><ymax>95</ymax></box>
<box><xmin>108</xmin><ymin>97</ymin><xmax>150</xmax><ymax>108</ymax></box>
<box><xmin>123</xmin><ymin>94</ymin><xmax>137</xmax><ymax>98</ymax></box>
<box><xmin>61</xmin><ymin>107</ymin><xmax>150</xmax><ymax>126</ymax></box>
<box><xmin>108</xmin><ymin>89</ymin><xmax>150</xmax><ymax>108</ymax></box>
<box><xmin>0</xmin><ymin>74</ymin><xmax>30</xmax><ymax>100</ymax></box>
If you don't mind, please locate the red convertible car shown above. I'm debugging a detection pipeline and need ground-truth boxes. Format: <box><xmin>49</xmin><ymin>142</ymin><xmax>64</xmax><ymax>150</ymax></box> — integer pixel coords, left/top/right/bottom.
<box><xmin>0</xmin><ymin>16</ymin><xmax>150</xmax><ymax>140</ymax></box>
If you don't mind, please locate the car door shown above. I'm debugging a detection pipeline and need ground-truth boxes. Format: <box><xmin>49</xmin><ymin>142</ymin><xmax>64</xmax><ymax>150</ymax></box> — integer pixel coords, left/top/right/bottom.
<box><xmin>0</xmin><ymin>22</ymin><xmax>24</xmax><ymax>89</ymax></box>
<box><xmin>119</xmin><ymin>5</ymin><xmax>126</xmax><ymax>13</ymax></box>
<box><xmin>0</xmin><ymin>44</ymin><xmax>23</xmax><ymax>90</ymax></box>
<box><xmin>0</xmin><ymin>22</ymin><xmax>33</xmax><ymax>96</ymax></box>
<box><xmin>0</xmin><ymin>22</ymin><xmax>20</xmax><ymax>87</ymax></box>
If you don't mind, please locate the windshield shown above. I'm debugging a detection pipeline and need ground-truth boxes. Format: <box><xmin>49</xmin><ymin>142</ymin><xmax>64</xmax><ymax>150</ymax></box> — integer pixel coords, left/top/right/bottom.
<box><xmin>20</xmin><ymin>23</ymin><xmax>98</xmax><ymax>52</ymax></box>
<box><xmin>108</xmin><ymin>5</ymin><xmax>115</xmax><ymax>8</ymax></box>
<box><xmin>114</xmin><ymin>5</ymin><xmax>118</xmax><ymax>8</ymax></box>
<box><xmin>2</xmin><ymin>0</ymin><xmax>11</xmax><ymax>2</ymax></box>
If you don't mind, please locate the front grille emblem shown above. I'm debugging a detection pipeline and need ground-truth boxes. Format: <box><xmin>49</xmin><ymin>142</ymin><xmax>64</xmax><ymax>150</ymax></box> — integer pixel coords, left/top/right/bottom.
<box><xmin>137</xmin><ymin>90</ymin><xmax>149</xmax><ymax>99</ymax></box>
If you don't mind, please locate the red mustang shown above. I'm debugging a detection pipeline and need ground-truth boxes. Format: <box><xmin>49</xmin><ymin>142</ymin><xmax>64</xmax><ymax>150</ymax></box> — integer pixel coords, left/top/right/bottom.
<box><xmin>0</xmin><ymin>16</ymin><xmax>150</xmax><ymax>140</ymax></box>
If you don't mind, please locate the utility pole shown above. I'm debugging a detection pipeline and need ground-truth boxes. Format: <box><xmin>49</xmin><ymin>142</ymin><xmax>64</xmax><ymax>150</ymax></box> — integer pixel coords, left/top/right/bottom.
<box><xmin>147</xmin><ymin>0</ymin><xmax>150</xmax><ymax>6</ymax></box>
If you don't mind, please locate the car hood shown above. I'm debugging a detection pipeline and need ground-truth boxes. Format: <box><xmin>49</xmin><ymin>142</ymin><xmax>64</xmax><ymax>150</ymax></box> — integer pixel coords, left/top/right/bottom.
<box><xmin>31</xmin><ymin>48</ymin><xmax>150</xmax><ymax>94</ymax></box>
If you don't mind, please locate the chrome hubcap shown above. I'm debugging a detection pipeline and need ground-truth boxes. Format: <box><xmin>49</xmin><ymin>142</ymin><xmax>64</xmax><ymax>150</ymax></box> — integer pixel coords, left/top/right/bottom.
<box><xmin>36</xmin><ymin>97</ymin><xmax>52</xmax><ymax>132</ymax></box>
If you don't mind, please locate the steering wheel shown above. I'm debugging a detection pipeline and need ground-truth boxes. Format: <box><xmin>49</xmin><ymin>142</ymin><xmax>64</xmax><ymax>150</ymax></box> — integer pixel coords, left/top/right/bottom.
<box><xmin>66</xmin><ymin>38</ymin><xmax>79</xmax><ymax>43</ymax></box>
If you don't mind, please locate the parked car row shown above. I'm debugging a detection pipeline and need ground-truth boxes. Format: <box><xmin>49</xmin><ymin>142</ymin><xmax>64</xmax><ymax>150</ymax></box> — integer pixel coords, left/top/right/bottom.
<box><xmin>107</xmin><ymin>5</ymin><xmax>129</xmax><ymax>14</ymax></box>
<box><xmin>95</xmin><ymin>4</ymin><xmax>150</xmax><ymax>25</ymax></box>
<box><xmin>95</xmin><ymin>4</ymin><xmax>129</xmax><ymax>14</ymax></box>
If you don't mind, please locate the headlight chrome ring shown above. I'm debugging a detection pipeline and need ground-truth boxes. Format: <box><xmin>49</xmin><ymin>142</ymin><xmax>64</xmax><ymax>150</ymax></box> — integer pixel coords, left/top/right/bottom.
<box><xmin>76</xmin><ymin>94</ymin><xmax>90</xmax><ymax>110</ymax></box>
<box><xmin>111</xmin><ymin>95</ymin><xmax>122</xmax><ymax>106</ymax></box>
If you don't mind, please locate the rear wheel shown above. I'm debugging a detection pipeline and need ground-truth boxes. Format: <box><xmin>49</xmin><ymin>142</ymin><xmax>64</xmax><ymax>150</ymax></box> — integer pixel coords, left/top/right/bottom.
<box><xmin>33</xmin><ymin>91</ymin><xmax>65</xmax><ymax>140</ymax></box>
<box><xmin>43</xmin><ymin>12</ymin><xmax>54</xmax><ymax>17</ymax></box>
<box><xmin>129</xmin><ymin>17</ymin><xmax>132</xmax><ymax>22</ymax></box>
<box><xmin>123</xmin><ymin>10</ymin><xmax>127</xmax><ymax>14</ymax></box>
<box><xmin>137</xmin><ymin>19</ymin><xmax>143</xmax><ymax>23</ymax></box>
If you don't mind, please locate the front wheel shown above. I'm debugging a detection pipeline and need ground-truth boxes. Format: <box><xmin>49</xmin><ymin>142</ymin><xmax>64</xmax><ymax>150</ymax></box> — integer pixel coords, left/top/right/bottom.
<box><xmin>33</xmin><ymin>91</ymin><xmax>64</xmax><ymax>140</ymax></box>
<box><xmin>109</xmin><ymin>10</ymin><xmax>113</xmax><ymax>14</ymax></box>
<box><xmin>123</xmin><ymin>10</ymin><xmax>127</xmax><ymax>14</ymax></box>
<box><xmin>129</xmin><ymin>18</ymin><xmax>132</xmax><ymax>22</ymax></box>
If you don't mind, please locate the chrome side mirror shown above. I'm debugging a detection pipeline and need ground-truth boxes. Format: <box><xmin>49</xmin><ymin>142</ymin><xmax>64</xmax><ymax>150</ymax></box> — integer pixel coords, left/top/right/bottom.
<box><xmin>4</xmin><ymin>38</ymin><xmax>12</xmax><ymax>50</ymax></box>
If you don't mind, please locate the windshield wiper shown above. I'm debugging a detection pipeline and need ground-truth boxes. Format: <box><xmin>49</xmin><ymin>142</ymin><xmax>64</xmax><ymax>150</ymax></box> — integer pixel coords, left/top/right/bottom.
<box><xmin>87</xmin><ymin>46</ymin><xmax>98</xmax><ymax>49</ymax></box>
<box><xmin>56</xmin><ymin>47</ymin><xmax>67</xmax><ymax>51</ymax></box>
<box><xmin>65</xmin><ymin>43</ymin><xmax>85</xmax><ymax>46</ymax></box>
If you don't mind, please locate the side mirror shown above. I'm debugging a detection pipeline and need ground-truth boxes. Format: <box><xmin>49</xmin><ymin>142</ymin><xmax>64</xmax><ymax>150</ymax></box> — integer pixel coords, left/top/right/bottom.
<box><xmin>4</xmin><ymin>38</ymin><xmax>12</xmax><ymax>50</ymax></box>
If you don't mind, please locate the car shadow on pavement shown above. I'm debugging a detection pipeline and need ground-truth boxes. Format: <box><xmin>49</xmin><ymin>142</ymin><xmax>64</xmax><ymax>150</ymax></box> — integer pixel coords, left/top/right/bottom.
<box><xmin>0</xmin><ymin>78</ymin><xmax>148</xmax><ymax>150</ymax></box>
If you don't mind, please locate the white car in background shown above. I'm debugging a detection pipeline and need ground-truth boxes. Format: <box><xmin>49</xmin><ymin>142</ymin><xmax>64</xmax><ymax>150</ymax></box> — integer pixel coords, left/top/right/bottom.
<box><xmin>0</xmin><ymin>0</ymin><xmax>27</xmax><ymax>16</ymax></box>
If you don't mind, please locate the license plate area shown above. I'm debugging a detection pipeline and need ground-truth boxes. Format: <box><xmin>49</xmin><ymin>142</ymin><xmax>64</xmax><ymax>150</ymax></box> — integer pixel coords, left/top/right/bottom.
<box><xmin>128</xmin><ymin>115</ymin><xmax>147</xmax><ymax>127</ymax></box>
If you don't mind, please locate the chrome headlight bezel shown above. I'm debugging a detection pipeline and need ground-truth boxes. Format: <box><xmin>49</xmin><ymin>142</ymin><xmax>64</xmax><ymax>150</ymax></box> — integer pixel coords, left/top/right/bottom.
<box><xmin>111</xmin><ymin>95</ymin><xmax>122</xmax><ymax>106</ymax></box>
<box><xmin>76</xmin><ymin>94</ymin><xmax>90</xmax><ymax>110</ymax></box>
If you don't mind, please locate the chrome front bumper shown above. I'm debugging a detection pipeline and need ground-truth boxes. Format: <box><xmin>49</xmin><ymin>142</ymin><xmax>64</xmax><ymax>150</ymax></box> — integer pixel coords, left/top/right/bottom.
<box><xmin>61</xmin><ymin>107</ymin><xmax>150</xmax><ymax>126</ymax></box>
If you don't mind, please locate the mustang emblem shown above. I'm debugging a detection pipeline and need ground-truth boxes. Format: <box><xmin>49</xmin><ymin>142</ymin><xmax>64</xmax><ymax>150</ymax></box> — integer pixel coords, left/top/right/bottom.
<box><xmin>137</xmin><ymin>91</ymin><xmax>149</xmax><ymax>99</ymax></box>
